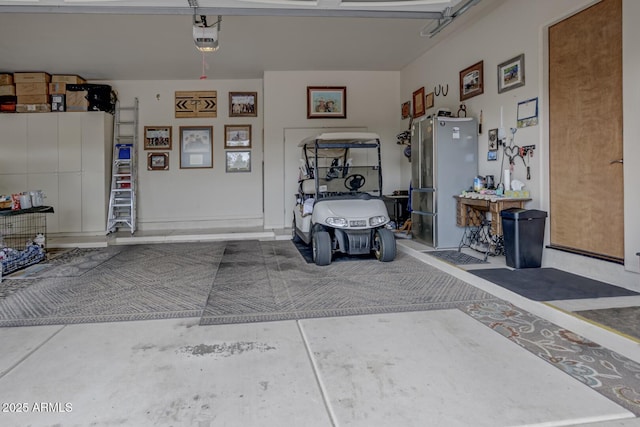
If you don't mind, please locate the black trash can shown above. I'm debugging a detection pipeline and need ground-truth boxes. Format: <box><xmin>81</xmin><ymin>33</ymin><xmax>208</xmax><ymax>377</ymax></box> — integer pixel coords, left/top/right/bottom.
<box><xmin>500</xmin><ymin>208</ymin><xmax>547</xmax><ymax>269</ymax></box>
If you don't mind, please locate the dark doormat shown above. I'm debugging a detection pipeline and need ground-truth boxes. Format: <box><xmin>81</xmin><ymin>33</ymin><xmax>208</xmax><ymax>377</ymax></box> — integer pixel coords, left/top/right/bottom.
<box><xmin>468</xmin><ymin>267</ymin><xmax>639</xmax><ymax>301</ymax></box>
<box><xmin>425</xmin><ymin>250</ymin><xmax>488</xmax><ymax>265</ymax></box>
<box><xmin>575</xmin><ymin>306</ymin><xmax>640</xmax><ymax>342</ymax></box>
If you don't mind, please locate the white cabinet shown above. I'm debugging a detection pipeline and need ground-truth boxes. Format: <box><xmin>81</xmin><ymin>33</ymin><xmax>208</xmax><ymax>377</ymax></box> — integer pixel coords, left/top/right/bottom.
<box><xmin>0</xmin><ymin>115</ymin><xmax>28</xmax><ymax>175</ymax></box>
<box><xmin>0</xmin><ymin>112</ymin><xmax>113</xmax><ymax>235</ymax></box>
<box><xmin>58</xmin><ymin>113</ymin><xmax>82</xmax><ymax>173</ymax></box>
<box><xmin>57</xmin><ymin>172</ymin><xmax>82</xmax><ymax>233</ymax></box>
<box><xmin>27</xmin><ymin>114</ymin><xmax>58</xmax><ymax>173</ymax></box>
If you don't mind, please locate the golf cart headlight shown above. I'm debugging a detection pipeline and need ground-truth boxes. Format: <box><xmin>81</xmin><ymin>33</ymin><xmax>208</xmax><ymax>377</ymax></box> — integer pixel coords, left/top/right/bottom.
<box><xmin>369</xmin><ymin>215</ymin><xmax>388</xmax><ymax>226</ymax></box>
<box><xmin>326</xmin><ymin>217</ymin><xmax>348</xmax><ymax>227</ymax></box>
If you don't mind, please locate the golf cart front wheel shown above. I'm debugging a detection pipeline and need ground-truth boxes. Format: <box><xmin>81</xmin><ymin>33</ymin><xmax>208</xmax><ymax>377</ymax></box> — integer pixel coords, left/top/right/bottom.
<box><xmin>374</xmin><ymin>228</ymin><xmax>396</xmax><ymax>262</ymax></box>
<box><xmin>312</xmin><ymin>230</ymin><xmax>332</xmax><ymax>266</ymax></box>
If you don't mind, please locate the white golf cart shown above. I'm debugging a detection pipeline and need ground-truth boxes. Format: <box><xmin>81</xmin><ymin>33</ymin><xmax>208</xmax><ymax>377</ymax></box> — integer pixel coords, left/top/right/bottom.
<box><xmin>292</xmin><ymin>132</ymin><xmax>396</xmax><ymax>266</ymax></box>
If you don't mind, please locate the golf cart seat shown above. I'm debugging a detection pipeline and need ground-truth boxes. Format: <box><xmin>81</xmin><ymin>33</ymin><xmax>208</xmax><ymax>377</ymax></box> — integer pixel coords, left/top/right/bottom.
<box><xmin>300</xmin><ymin>179</ymin><xmax>316</xmax><ymax>195</ymax></box>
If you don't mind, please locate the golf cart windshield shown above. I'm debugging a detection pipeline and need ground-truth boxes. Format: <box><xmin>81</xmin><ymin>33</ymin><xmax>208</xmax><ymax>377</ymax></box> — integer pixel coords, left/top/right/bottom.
<box><xmin>298</xmin><ymin>132</ymin><xmax>383</xmax><ymax>198</ymax></box>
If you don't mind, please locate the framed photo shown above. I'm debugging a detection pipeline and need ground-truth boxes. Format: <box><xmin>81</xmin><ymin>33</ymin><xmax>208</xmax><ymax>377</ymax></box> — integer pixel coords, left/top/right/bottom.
<box><xmin>307</xmin><ymin>86</ymin><xmax>346</xmax><ymax>119</ymax></box>
<box><xmin>459</xmin><ymin>61</ymin><xmax>484</xmax><ymax>101</ymax></box>
<box><xmin>517</xmin><ymin>97</ymin><xmax>539</xmax><ymax>128</ymax></box>
<box><xmin>224</xmin><ymin>125</ymin><xmax>252</xmax><ymax>148</ymax></box>
<box><xmin>401</xmin><ymin>101</ymin><xmax>411</xmax><ymax>120</ymax></box>
<box><xmin>225</xmin><ymin>150</ymin><xmax>251</xmax><ymax>173</ymax></box>
<box><xmin>144</xmin><ymin>126</ymin><xmax>172</xmax><ymax>150</ymax></box>
<box><xmin>498</xmin><ymin>54</ymin><xmax>525</xmax><ymax>93</ymax></box>
<box><xmin>488</xmin><ymin>128</ymin><xmax>498</xmax><ymax>150</ymax></box>
<box><xmin>179</xmin><ymin>126</ymin><xmax>213</xmax><ymax>169</ymax></box>
<box><xmin>487</xmin><ymin>150</ymin><xmax>498</xmax><ymax>161</ymax></box>
<box><xmin>229</xmin><ymin>92</ymin><xmax>257</xmax><ymax>117</ymax></box>
<box><xmin>425</xmin><ymin>92</ymin><xmax>435</xmax><ymax>110</ymax></box>
<box><xmin>412</xmin><ymin>87</ymin><xmax>425</xmax><ymax>118</ymax></box>
<box><xmin>147</xmin><ymin>152</ymin><xmax>169</xmax><ymax>170</ymax></box>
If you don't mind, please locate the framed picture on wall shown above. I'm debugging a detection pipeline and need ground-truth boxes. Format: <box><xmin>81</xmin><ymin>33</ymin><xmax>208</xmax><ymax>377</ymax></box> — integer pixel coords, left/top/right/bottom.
<box><xmin>488</xmin><ymin>128</ymin><xmax>498</xmax><ymax>150</ymax></box>
<box><xmin>307</xmin><ymin>86</ymin><xmax>346</xmax><ymax>119</ymax></box>
<box><xmin>401</xmin><ymin>101</ymin><xmax>411</xmax><ymax>119</ymax></box>
<box><xmin>425</xmin><ymin>91</ymin><xmax>435</xmax><ymax>110</ymax></box>
<box><xmin>144</xmin><ymin>126</ymin><xmax>172</xmax><ymax>150</ymax></box>
<box><xmin>459</xmin><ymin>61</ymin><xmax>484</xmax><ymax>101</ymax></box>
<box><xmin>498</xmin><ymin>54</ymin><xmax>525</xmax><ymax>93</ymax></box>
<box><xmin>147</xmin><ymin>152</ymin><xmax>169</xmax><ymax>170</ymax></box>
<box><xmin>179</xmin><ymin>126</ymin><xmax>213</xmax><ymax>169</ymax></box>
<box><xmin>225</xmin><ymin>150</ymin><xmax>251</xmax><ymax>173</ymax></box>
<box><xmin>229</xmin><ymin>92</ymin><xmax>257</xmax><ymax>117</ymax></box>
<box><xmin>224</xmin><ymin>124</ymin><xmax>252</xmax><ymax>148</ymax></box>
<box><xmin>412</xmin><ymin>87</ymin><xmax>425</xmax><ymax>118</ymax></box>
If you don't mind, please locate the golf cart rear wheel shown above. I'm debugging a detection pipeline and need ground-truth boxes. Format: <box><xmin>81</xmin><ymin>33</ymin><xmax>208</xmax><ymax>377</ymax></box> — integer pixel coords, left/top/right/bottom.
<box><xmin>374</xmin><ymin>228</ymin><xmax>396</xmax><ymax>262</ymax></box>
<box><xmin>312</xmin><ymin>230</ymin><xmax>332</xmax><ymax>266</ymax></box>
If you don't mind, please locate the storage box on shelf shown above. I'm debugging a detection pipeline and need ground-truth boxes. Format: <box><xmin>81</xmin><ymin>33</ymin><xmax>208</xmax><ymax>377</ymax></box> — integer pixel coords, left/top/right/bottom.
<box><xmin>0</xmin><ymin>96</ymin><xmax>16</xmax><ymax>112</ymax></box>
<box><xmin>52</xmin><ymin>74</ymin><xmax>85</xmax><ymax>84</ymax></box>
<box><xmin>16</xmin><ymin>82</ymin><xmax>48</xmax><ymax>96</ymax></box>
<box><xmin>0</xmin><ymin>85</ymin><xmax>15</xmax><ymax>96</ymax></box>
<box><xmin>0</xmin><ymin>73</ymin><xmax>13</xmax><ymax>85</ymax></box>
<box><xmin>13</xmin><ymin>72</ymin><xmax>51</xmax><ymax>83</ymax></box>
<box><xmin>49</xmin><ymin>82</ymin><xmax>66</xmax><ymax>95</ymax></box>
<box><xmin>66</xmin><ymin>83</ymin><xmax>114</xmax><ymax>113</ymax></box>
<box><xmin>16</xmin><ymin>104</ymin><xmax>51</xmax><ymax>113</ymax></box>
<box><xmin>51</xmin><ymin>94</ymin><xmax>65</xmax><ymax>112</ymax></box>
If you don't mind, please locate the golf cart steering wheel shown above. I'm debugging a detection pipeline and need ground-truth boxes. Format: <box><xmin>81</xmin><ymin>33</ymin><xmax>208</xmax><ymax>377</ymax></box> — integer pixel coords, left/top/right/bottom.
<box><xmin>344</xmin><ymin>174</ymin><xmax>366</xmax><ymax>191</ymax></box>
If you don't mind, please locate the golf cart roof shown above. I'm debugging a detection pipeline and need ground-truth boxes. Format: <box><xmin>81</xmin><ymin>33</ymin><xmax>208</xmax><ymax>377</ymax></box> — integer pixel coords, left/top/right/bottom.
<box><xmin>298</xmin><ymin>132</ymin><xmax>381</xmax><ymax>147</ymax></box>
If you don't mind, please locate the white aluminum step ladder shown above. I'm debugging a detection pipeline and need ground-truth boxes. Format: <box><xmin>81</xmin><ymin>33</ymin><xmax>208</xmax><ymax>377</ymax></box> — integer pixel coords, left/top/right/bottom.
<box><xmin>106</xmin><ymin>98</ymin><xmax>138</xmax><ymax>234</ymax></box>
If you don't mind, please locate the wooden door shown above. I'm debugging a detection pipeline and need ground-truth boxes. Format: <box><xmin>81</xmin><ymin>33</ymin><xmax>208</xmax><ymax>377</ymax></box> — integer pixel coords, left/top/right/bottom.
<box><xmin>548</xmin><ymin>0</ymin><xmax>623</xmax><ymax>262</ymax></box>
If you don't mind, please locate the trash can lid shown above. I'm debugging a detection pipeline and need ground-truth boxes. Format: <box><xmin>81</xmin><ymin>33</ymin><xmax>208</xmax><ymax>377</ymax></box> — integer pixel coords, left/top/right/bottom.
<box><xmin>500</xmin><ymin>208</ymin><xmax>548</xmax><ymax>219</ymax></box>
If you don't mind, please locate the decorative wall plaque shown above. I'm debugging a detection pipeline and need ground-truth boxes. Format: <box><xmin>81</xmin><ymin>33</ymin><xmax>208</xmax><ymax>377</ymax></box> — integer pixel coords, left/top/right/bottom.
<box><xmin>175</xmin><ymin>91</ymin><xmax>217</xmax><ymax>118</ymax></box>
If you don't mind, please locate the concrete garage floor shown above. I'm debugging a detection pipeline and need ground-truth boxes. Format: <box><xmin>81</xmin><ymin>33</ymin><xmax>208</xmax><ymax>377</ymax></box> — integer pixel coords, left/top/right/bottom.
<box><xmin>2</xmin><ymin>236</ymin><xmax>640</xmax><ymax>426</ymax></box>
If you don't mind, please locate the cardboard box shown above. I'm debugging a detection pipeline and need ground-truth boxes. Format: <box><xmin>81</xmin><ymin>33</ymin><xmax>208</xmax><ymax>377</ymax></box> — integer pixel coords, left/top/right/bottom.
<box><xmin>52</xmin><ymin>74</ymin><xmax>85</xmax><ymax>84</ymax></box>
<box><xmin>0</xmin><ymin>85</ymin><xmax>15</xmax><ymax>96</ymax></box>
<box><xmin>49</xmin><ymin>82</ymin><xmax>66</xmax><ymax>94</ymax></box>
<box><xmin>13</xmin><ymin>72</ymin><xmax>51</xmax><ymax>83</ymax></box>
<box><xmin>0</xmin><ymin>96</ymin><xmax>16</xmax><ymax>112</ymax></box>
<box><xmin>65</xmin><ymin>89</ymin><xmax>88</xmax><ymax>111</ymax></box>
<box><xmin>51</xmin><ymin>94</ymin><xmax>65</xmax><ymax>112</ymax></box>
<box><xmin>18</xmin><ymin>94</ymin><xmax>49</xmax><ymax>104</ymax></box>
<box><xmin>0</xmin><ymin>74</ymin><xmax>13</xmax><ymax>85</ymax></box>
<box><xmin>16</xmin><ymin>82</ymin><xmax>49</xmax><ymax>96</ymax></box>
<box><xmin>16</xmin><ymin>103</ymin><xmax>51</xmax><ymax>113</ymax></box>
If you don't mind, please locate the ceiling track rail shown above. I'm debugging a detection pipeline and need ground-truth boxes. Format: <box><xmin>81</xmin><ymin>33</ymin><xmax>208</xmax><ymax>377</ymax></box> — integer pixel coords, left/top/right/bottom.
<box><xmin>0</xmin><ymin>5</ymin><xmax>443</xmax><ymax>19</ymax></box>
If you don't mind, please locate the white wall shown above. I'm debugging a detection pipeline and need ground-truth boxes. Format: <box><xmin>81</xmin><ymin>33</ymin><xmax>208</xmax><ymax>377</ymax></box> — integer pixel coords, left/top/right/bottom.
<box><xmin>105</xmin><ymin>79</ymin><xmax>264</xmax><ymax>230</ymax></box>
<box><xmin>263</xmin><ymin>71</ymin><xmax>404</xmax><ymax>230</ymax></box>
<box><xmin>401</xmin><ymin>0</ymin><xmax>640</xmax><ymax>288</ymax></box>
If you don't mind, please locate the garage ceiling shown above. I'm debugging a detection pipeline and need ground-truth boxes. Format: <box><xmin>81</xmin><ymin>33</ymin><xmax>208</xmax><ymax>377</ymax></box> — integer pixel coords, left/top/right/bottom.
<box><xmin>0</xmin><ymin>0</ymin><xmax>502</xmax><ymax>80</ymax></box>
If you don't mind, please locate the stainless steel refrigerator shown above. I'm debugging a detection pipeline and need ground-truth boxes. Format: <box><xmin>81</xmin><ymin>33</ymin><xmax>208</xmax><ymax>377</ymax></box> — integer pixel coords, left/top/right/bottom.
<box><xmin>411</xmin><ymin>116</ymin><xmax>478</xmax><ymax>248</ymax></box>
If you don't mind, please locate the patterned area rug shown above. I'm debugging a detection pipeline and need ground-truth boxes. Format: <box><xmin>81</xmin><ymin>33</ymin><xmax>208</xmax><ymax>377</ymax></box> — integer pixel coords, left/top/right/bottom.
<box><xmin>200</xmin><ymin>240</ymin><xmax>498</xmax><ymax>325</ymax></box>
<box><xmin>463</xmin><ymin>300</ymin><xmax>640</xmax><ymax>416</ymax></box>
<box><xmin>425</xmin><ymin>250</ymin><xmax>488</xmax><ymax>265</ymax></box>
<box><xmin>0</xmin><ymin>279</ymin><xmax>38</xmax><ymax>301</ymax></box>
<box><xmin>0</xmin><ymin>242</ymin><xmax>225</xmax><ymax>327</ymax></box>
